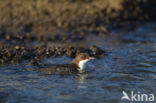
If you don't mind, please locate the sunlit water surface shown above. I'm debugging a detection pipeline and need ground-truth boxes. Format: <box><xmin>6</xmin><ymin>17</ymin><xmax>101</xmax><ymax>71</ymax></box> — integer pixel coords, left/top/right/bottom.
<box><xmin>0</xmin><ymin>23</ymin><xmax>156</xmax><ymax>103</ymax></box>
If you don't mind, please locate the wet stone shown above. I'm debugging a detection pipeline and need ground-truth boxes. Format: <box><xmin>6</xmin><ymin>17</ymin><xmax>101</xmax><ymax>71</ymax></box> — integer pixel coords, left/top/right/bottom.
<box><xmin>90</xmin><ymin>45</ymin><xmax>105</xmax><ymax>55</ymax></box>
<box><xmin>0</xmin><ymin>43</ymin><xmax>105</xmax><ymax>65</ymax></box>
<box><xmin>30</xmin><ymin>59</ymin><xmax>39</xmax><ymax>66</ymax></box>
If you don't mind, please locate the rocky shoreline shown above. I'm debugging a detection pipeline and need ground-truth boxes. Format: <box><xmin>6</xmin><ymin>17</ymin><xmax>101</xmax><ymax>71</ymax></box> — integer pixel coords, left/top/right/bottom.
<box><xmin>0</xmin><ymin>0</ymin><xmax>155</xmax><ymax>66</ymax></box>
<box><xmin>0</xmin><ymin>43</ymin><xmax>105</xmax><ymax>65</ymax></box>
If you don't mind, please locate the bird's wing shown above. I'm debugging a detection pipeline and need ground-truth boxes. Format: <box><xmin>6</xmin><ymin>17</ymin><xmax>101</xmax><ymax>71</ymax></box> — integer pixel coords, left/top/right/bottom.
<box><xmin>36</xmin><ymin>64</ymin><xmax>78</xmax><ymax>75</ymax></box>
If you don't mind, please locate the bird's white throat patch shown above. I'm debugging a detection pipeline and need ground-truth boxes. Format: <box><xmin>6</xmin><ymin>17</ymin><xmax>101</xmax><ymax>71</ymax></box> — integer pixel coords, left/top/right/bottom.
<box><xmin>78</xmin><ymin>59</ymin><xmax>90</xmax><ymax>71</ymax></box>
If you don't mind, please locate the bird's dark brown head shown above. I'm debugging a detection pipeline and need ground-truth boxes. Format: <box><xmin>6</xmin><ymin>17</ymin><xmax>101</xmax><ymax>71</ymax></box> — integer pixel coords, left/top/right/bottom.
<box><xmin>72</xmin><ymin>53</ymin><xmax>94</xmax><ymax>70</ymax></box>
<box><xmin>75</xmin><ymin>53</ymin><xmax>90</xmax><ymax>60</ymax></box>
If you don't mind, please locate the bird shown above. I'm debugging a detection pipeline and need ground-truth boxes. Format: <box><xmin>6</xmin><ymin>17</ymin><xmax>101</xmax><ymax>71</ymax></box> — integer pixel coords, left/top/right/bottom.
<box><xmin>36</xmin><ymin>53</ymin><xmax>94</xmax><ymax>75</ymax></box>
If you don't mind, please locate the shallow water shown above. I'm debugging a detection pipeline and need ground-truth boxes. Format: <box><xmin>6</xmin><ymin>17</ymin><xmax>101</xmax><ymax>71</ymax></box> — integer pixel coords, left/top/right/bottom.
<box><xmin>0</xmin><ymin>23</ymin><xmax>156</xmax><ymax>103</ymax></box>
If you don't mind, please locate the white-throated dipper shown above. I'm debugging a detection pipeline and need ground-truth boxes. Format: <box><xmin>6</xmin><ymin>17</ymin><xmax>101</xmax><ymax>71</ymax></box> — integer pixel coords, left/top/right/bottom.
<box><xmin>37</xmin><ymin>53</ymin><xmax>94</xmax><ymax>75</ymax></box>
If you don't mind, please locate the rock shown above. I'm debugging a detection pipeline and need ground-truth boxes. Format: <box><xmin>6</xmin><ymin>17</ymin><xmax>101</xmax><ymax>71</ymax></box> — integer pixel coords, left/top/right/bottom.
<box><xmin>30</xmin><ymin>59</ymin><xmax>39</xmax><ymax>66</ymax></box>
<box><xmin>90</xmin><ymin>45</ymin><xmax>106</xmax><ymax>57</ymax></box>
